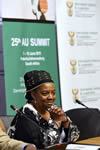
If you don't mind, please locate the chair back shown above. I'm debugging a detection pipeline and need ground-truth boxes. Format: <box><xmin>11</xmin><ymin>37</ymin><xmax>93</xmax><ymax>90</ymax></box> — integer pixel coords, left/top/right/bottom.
<box><xmin>65</xmin><ymin>108</ymin><xmax>100</xmax><ymax>141</ymax></box>
<box><xmin>1</xmin><ymin>116</ymin><xmax>14</xmax><ymax>131</ymax></box>
<box><xmin>0</xmin><ymin>118</ymin><xmax>6</xmax><ymax>132</ymax></box>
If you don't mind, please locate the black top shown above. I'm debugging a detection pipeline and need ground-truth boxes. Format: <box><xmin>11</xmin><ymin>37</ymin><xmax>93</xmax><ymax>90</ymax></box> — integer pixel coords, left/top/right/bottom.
<box><xmin>8</xmin><ymin>104</ymin><xmax>80</xmax><ymax>149</ymax></box>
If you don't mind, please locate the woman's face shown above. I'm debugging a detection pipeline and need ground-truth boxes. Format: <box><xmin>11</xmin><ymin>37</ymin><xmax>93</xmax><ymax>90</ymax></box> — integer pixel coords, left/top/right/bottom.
<box><xmin>31</xmin><ymin>82</ymin><xmax>56</xmax><ymax>109</ymax></box>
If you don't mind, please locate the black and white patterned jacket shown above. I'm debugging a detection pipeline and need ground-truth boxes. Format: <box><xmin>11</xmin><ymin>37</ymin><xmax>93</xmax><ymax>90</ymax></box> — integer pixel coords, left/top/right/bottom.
<box><xmin>8</xmin><ymin>104</ymin><xmax>80</xmax><ymax>149</ymax></box>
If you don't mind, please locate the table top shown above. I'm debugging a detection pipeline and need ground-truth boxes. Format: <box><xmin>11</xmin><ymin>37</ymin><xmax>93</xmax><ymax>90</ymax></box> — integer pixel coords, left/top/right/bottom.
<box><xmin>76</xmin><ymin>137</ymin><xmax>100</xmax><ymax>145</ymax></box>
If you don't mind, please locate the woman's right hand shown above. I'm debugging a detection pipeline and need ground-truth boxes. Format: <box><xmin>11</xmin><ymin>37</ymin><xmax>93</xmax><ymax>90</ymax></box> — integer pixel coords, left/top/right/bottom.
<box><xmin>50</xmin><ymin>105</ymin><xmax>69</xmax><ymax>128</ymax></box>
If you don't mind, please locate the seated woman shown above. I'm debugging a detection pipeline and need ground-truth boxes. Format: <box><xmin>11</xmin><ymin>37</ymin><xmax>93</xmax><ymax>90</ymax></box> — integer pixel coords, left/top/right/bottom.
<box><xmin>8</xmin><ymin>70</ymin><xmax>80</xmax><ymax>149</ymax></box>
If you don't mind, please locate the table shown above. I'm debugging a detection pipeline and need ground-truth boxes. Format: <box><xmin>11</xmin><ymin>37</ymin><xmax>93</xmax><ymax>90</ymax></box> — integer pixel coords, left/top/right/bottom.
<box><xmin>76</xmin><ymin>137</ymin><xmax>100</xmax><ymax>145</ymax></box>
<box><xmin>41</xmin><ymin>137</ymin><xmax>100</xmax><ymax>150</ymax></box>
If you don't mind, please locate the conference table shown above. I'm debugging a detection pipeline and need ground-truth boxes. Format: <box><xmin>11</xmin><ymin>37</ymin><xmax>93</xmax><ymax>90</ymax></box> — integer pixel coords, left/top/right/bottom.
<box><xmin>76</xmin><ymin>137</ymin><xmax>100</xmax><ymax>145</ymax></box>
<box><xmin>46</xmin><ymin>137</ymin><xmax>100</xmax><ymax>150</ymax></box>
<box><xmin>65</xmin><ymin>137</ymin><xmax>100</xmax><ymax>150</ymax></box>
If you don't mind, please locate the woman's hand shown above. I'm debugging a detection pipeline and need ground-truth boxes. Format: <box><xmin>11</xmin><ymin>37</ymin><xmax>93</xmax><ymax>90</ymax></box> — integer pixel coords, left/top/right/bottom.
<box><xmin>50</xmin><ymin>105</ymin><xmax>70</xmax><ymax>128</ymax></box>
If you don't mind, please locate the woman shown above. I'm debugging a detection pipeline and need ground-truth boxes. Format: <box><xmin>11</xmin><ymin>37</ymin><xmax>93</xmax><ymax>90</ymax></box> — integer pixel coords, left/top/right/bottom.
<box><xmin>8</xmin><ymin>70</ymin><xmax>80</xmax><ymax>149</ymax></box>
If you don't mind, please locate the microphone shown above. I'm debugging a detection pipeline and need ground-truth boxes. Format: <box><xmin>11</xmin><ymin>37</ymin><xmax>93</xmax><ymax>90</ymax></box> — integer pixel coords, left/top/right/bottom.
<box><xmin>75</xmin><ymin>99</ymin><xmax>89</xmax><ymax>108</ymax></box>
<box><xmin>9</xmin><ymin>105</ymin><xmax>44</xmax><ymax>147</ymax></box>
<box><xmin>75</xmin><ymin>99</ymin><xmax>100</xmax><ymax>115</ymax></box>
<box><xmin>10</xmin><ymin>105</ymin><xmax>40</xmax><ymax>124</ymax></box>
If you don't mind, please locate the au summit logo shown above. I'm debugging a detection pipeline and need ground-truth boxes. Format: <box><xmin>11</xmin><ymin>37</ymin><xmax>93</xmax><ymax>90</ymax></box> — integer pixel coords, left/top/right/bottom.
<box><xmin>31</xmin><ymin>0</ymin><xmax>48</xmax><ymax>20</ymax></box>
<box><xmin>66</xmin><ymin>1</ymin><xmax>73</xmax><ymax>16</ymax></box>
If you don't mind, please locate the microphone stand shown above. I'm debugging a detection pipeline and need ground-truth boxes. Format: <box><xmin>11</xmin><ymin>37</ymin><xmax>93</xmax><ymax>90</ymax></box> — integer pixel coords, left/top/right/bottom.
<box><xmin>75</xmin><ymin>99</ymin><xmax>89</xmax><ymax>109</ymax></box>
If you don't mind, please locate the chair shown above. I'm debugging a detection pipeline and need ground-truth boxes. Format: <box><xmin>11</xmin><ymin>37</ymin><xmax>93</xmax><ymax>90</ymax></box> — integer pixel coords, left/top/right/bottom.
<box><xmin>0</xmin><ymin>116</ymin><xmax>14</xmax><ymax>131</ymax></box>
<box><xmin>65</xmin><ymin>108</ymin><xmax>100</xmax><ymax>141</ymax></box>
<box><xmin>0</xmin><ymin>118</ymin><xmax>6</xmax><ymax>132</ymax></box>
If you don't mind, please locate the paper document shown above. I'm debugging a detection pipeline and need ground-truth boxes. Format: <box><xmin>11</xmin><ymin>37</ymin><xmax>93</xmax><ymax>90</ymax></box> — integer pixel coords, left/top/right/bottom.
<box><xmin>67</xmin><ymin>144</ymin><xmax>100</xmax><ymax>150</ymax></box>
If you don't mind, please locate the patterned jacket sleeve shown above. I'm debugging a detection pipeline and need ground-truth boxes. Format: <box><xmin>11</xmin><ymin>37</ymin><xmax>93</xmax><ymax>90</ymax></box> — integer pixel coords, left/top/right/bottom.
<box><xmin>63</xmin><ymin>120</ymin><xmax>80</xmax><ymax>143</ymax></box>
<box><xmin>0</xmin><ymin>128</ymin><xmax>26</xmax><ymax>150</ymax></box>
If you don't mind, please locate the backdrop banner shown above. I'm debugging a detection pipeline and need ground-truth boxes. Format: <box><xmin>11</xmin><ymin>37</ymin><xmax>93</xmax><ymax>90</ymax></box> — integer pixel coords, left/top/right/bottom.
<box><xmin>2</xmin><ymin>0</ymin><xmax>56</xmax><ymax>21</ymax></box>
<box><xmin>2</xmin><ymin>19</ymin><xmax>61</xmax><ymax>115</ymax></box>
<box><xmin>56</xmin><ymin>0</ymin><xmax>100</xmax><ymax>111</ymax></box>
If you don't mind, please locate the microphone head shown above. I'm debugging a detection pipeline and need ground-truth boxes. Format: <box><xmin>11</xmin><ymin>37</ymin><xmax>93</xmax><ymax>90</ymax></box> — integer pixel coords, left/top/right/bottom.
<box><xmin>10</xmin><ymin>105</ymin><xmax>18</xmax><ymax>112</ymax></box>
<box><xmin>74</xmin><ymin>99</ymin><xmax>88</xmax><ymax>108</ymax></box>
<box><xmin>73</xmin><ymin>98</ymin><xmax>79</xmax><ymax>103</ymax></box>
<box><xmin>10</xmin><ymin>105</ymin><xmax>15</xmax><ymax>110</ymax></box>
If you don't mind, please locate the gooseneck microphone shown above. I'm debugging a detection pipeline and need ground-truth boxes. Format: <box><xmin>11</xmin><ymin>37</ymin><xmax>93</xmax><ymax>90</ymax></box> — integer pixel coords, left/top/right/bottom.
<box><xmin>75</xmin><ymin>99</ymin><xmax>100</xmax><ymax>115</ymax></box>
<box><xmin>10</xmin><ymin>105</ymin><xmax>26</xmax><ymax>117</ymax></box>
<box><xmin>75</xmin><ymin>99</ymin><xmax>89</xmax><ymax>108</ymax></box>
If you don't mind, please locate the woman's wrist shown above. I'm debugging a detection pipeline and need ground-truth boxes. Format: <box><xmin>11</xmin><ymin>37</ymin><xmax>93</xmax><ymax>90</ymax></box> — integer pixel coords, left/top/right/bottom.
<box><xmin>54</xmin><ymin>120</ymin><xmax>62</xmax><ymax>128</ymax></box>
<box><xmin>62</xmin><ymin>116</ymin><xmax>72</xmax><ymax>128</ymax></box>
